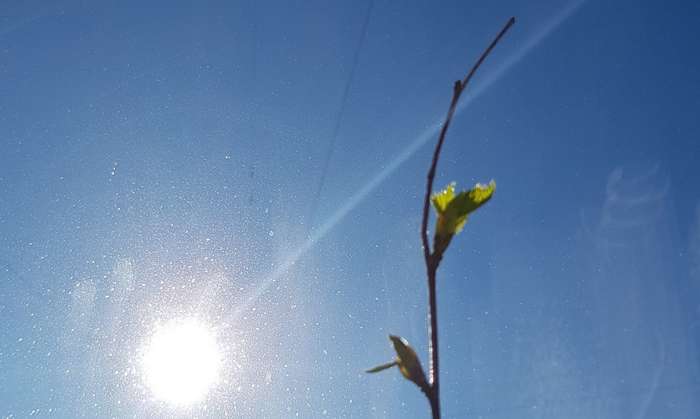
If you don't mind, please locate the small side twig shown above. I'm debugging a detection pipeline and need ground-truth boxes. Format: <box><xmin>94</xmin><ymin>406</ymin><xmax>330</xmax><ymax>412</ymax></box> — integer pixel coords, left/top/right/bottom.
<box><xmin>420</xmin><ymin>16</ymin><xmax>515</xmax><ymax>419</ymax></box>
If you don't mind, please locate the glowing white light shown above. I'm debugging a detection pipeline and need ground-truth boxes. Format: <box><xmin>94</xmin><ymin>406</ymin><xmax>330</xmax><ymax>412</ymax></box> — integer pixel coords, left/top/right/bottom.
<box><xmin>141</xmin><ymin>319</ymin><xmax>221</xmax><ymax>406</ymax></box>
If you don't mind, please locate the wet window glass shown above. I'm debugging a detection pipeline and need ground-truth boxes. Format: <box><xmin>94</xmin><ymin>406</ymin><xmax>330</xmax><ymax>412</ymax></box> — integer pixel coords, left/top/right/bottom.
<box><xmin>1</xmin><ymin>0</ymin><xmax>699</xmax><ymax>417</ymax></box>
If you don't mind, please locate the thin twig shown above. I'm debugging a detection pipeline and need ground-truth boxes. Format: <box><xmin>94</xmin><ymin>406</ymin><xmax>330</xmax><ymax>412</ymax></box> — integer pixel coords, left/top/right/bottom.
<box><xmin>420</xmin><ymin>16</ymin><xmax>515</xmax><ymax>266</ymax></box>
<box><xmin>420</xmin><ymin>17</ymin><xmax>515</xmax><ymax>419</ymax></box>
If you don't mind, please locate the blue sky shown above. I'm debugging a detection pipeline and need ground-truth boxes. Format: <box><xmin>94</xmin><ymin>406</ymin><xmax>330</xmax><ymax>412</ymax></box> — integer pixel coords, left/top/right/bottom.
<box><xmin>1</xmin><ymin>0</ymin><xmax>700</xmax><ymax>417</ymax></box>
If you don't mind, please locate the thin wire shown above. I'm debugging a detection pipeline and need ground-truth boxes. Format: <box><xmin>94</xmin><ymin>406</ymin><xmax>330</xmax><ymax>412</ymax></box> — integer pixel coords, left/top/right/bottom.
<box><xmin>306</xmin><ymin>0</ymin><xmax>375</xmax><ymax>231</ymax></box>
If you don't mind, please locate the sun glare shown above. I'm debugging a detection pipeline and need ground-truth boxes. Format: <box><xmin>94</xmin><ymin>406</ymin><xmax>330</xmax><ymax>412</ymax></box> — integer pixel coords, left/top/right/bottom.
<box><xmin>141</xmin><ymin>318</ymin><xmax>221</xmax><ymax>406</ymax></box>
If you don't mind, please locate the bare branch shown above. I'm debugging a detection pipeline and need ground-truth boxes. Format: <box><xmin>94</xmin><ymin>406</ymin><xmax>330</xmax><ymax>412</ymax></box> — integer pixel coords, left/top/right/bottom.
<box><xmin>420</xmin><ymin>16</ymin><xmax>515</xmax><ymax>419</ymax></box>
<box><xmin>420</xmin><ymin>17</ymin><xmax>515</xmax><ymax>266</ymax></box>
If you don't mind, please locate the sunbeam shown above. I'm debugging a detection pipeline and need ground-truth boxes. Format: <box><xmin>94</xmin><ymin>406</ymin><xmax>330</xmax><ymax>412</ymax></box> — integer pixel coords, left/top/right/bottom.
<box><xmin>6</xmin><ymin>0</ymin><xmax>700</xmax><ymax>416</ymax></box>
<box><xmin>232</xmin><ymin>0</ymin><xmax>588</xmax><ymax>319</ymax></box>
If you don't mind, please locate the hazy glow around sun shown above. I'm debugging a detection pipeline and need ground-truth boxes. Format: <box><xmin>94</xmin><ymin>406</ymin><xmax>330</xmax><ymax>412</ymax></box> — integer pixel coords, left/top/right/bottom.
<box><xmin>141</xmin><ymin>318</ymin><xmax>221</xmax><ymax>406</ymax></box>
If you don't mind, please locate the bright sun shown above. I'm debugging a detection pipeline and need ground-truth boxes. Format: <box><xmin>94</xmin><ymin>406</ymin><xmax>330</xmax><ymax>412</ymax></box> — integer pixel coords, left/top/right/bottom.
<box><xmin>141</xmin><ymin>318</ymin><xmax>222</xmax><ymax>406</ymax></box>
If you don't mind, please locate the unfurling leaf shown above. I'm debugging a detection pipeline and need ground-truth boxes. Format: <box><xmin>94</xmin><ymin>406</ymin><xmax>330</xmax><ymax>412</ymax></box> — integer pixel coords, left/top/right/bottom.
<box><xmin>389</xmin><ymin>335</ymin><xmax>428</xmax><ymax>391</ymax></box>
<box><xmin>431</xmin><ymin>180</ymin><xmax>495</xmax><ymax>256</ymax></box>
<box><xmin>366</xmin><ymin>335</ymin><xmax>429</xmax><ymax>393</ymax></box>
<box><xmin>366</xmin><ymin>361</ymin><xmax>398</xmax><ymax>373</ymax></box>
<box><xmin>430</xmin><ymin>182</ymin><xmax>456</xmax><ymax>215</ymax></box>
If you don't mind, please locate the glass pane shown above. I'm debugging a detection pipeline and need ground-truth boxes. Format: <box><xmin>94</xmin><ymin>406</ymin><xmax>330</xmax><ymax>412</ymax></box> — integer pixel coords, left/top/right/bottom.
<box><xmin>2</xmin><ymin>0</ymin><xmax>698</xmax><ymax>417</ymax></box>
